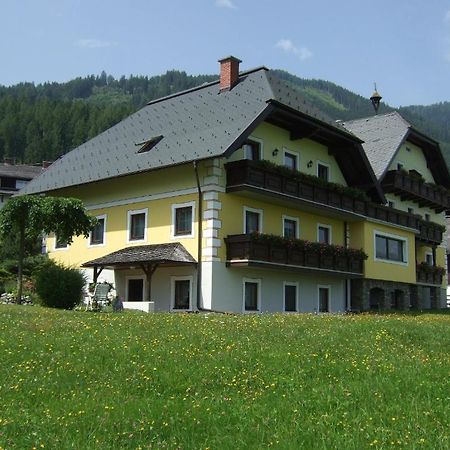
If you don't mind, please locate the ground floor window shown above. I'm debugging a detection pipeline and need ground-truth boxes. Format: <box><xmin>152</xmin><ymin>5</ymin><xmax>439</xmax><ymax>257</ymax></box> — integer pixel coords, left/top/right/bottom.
<box><xmin>127</xmin><ymin>278</ymin><xmax>144</xmax><ymax>301</ymax></box>
<box><xmin>318</xmin><ymin>286</ymin><xmax>330</xmax><ymax>312</ymax></box>
<box><xmin>243</xmin><ymin>278</ymin><xmax>260</xmax><ymax>312</ymax></box>
<box><xmin>284</xmin><ymin>282</ymin><xmax>298</xmax><ymax>312</ymax></box>
<box><xmin>171</xmin><ymin>277</ymin><xmax>192</xmax><ymax>310</ymax></box>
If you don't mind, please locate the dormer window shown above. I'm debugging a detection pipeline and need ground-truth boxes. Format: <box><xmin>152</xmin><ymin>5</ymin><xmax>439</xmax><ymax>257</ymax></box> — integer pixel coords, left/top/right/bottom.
<box><xmin>136</xmin><ymin>135</ymin><xmax>163</xmax><ymax>154</ymax></box>
<box><xmin>243</xmin><ymin>140</ymin><xmax>261</xmax><ymax>161</ymax></box>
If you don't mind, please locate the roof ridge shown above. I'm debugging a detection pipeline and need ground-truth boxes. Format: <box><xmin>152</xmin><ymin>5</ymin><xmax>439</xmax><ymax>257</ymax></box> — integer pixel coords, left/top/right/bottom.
<box><xmin>147</xmin><ymin>66</ymin><xmax>269</xmax><ymax>106</ymax></box>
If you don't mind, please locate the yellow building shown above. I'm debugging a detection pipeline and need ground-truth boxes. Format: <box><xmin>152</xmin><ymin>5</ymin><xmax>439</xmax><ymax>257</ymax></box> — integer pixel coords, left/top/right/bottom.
<box><xmin>22</xmin><ymin>57</ymin><xmax>450</xmax><ymax>312</ymax></box>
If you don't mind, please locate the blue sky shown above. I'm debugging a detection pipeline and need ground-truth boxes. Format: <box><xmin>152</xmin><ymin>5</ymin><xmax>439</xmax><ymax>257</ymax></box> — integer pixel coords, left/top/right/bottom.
<box><xmin>1</xmin><ymin>0</ymin><xmax>450</xmax><ymax>107</ymax></box>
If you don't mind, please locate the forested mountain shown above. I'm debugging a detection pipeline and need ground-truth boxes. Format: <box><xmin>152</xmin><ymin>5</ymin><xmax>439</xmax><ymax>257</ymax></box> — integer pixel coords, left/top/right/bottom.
<box><xmin>0</xmin><ymin>69</ymin><xmax>449</xmax><ymax>166</ymax></box>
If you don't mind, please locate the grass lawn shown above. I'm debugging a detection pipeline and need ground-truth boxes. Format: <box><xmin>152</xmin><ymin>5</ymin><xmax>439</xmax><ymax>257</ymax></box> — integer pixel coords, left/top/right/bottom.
<box><xmin>0</xmin><ymin>306</ymin><xmax>449</xmax><ymax>449</ymax></box>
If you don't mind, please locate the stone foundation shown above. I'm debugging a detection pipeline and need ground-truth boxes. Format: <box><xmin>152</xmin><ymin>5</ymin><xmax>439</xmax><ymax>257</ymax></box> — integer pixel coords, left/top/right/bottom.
<box><xmin>350</xmin><ymin>279</ymin><xmax>443</xmax><ymax>311</ymax></box>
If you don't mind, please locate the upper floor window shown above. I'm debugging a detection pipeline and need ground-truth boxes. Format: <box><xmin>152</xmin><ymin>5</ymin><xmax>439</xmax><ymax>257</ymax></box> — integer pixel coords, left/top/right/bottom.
<box><xmin>375</xmin><ymin>233</ymin><xmax>406</xmax><ymax>263</ymax></box>
<box><xmin>90</xmin><ymin>215</ymin><xmax>106</xmax><ymax>246</ymax></box>
<box><xmin>127</xmin><ymin>208</ymin><xmax>147</xmax><ymax>242</ymax></box>
<box><xmin>244</xmin><ymin>207</ymin><xmax>262</xmax><ymax>234</ymax></box>
<box><xmin>388</xmin><ymin>201</ymin><xmax>395</xmax><ymax>208</ymax></box>
<box><xmin>283</xmin><ymin>216</ymin><xmax>299</xmax><ymax>239</ymax></box>
<box><xmin>425</xmin><ymin>213</ymin><xmax>430</xmax><ymax>222</ymax></box>
<box><xmin>407</xmin><ymin>207</ymin><xmax>414</xmax><ymax>215</ymax></box>
<box><xmin>172</xmin><ymin>202</ymin><xmax>194</xmax><ymax>238</ymax></box>
<box><xmin>397</xmin><ymin>162</ymin><xmax>404</xmax><ymax>171</ymax></box>
<box><xmin>243</xmin><ymin>140</ymin><xmax>261</xmax><ymax>161</ymax></box>
<box><xmin>54</xmin><ymin>235</ymin><xmax>68</xmax><ymax>250</ymax></box>
<box><xmin>15</xmin><ymin>179</ymin><xmax>28</xmax><ymax>190</ymax></box>
<box><xmin>283</xmin><ymin>150</ymin><xmax>298</xmax><ymax>170</ymax></box>
<box><xmin>317</xmin><ymin>162</ymin><xmax>330</xmax><ymax>181</ymax></box>
<box><xmin>318</xmin><ymin>225</ymin><xmax>331</xmax><ymax>244</ymax></box>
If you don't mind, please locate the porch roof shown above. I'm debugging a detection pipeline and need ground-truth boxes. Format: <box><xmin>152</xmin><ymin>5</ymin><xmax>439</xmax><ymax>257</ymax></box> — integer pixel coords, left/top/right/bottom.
<box><xmin>81</xmin><ymin>243</ymin><xmax>197</xmax><ymax>270</ymax></box>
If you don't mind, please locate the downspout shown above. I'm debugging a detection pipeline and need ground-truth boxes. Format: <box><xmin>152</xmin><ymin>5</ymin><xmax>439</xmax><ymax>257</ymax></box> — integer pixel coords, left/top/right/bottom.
<box><xmin>344</xmin><ymin>221</ymin><xmax>351</xmax><ymax>312</ymax></box>
<box><xmin>193</xmin><ymin>161</ymin><xmax>203</xmax><ymax>311</ymax></box>
<box><xmin>193</xmin><ymin>161</ymin><xmax>227</xmax><ymax>314</ymax></box>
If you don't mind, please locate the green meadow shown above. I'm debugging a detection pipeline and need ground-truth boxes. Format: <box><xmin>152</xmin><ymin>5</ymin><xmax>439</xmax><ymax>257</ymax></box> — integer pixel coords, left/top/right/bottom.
<box><xmin>0</xmin><ymin>306</ymin><xmax>448</xmax><ymax>449</ymax></box>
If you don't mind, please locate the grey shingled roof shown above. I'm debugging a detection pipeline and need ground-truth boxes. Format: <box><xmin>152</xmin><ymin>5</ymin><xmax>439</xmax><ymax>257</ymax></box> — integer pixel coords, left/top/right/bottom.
<box><xmin>342</xmin><ymin>112</ymin><xmax>412</xmax><ymax>179</ymax></box>
<box><xmin>22</xmin><ymin>67</ymin><xmax>362</xmax><ymax>195</ymax></box>
<box><xmin>0</xmin><ymin>164</ymin><xmax>43</xmax><ymax>180</ymax></box>
<box><xmin>82</xmin><ymin>243</ymin><xmax>196</xmax><ymax>268</ymax></box>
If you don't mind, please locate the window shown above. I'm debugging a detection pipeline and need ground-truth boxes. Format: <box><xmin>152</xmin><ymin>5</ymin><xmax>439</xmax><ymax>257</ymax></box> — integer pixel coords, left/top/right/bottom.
<box><xmin>172</xmin><ymin>202</ymin><xmax>194</xmax><ymax>238</ymax></box>
<box><xmin>318</xmin><ymin>286</ymin><xmax>330</xmax><ymax>313</ymax></box>
<box><xmin>407</xmin><ymin>207</ymin><xmax>414</xmax><ymax>215</ymax></box>
<box><xmin>318</xmin><ymin>225</ymin><xmax>331</xmax><ymax>244</ymax></box>
<box><xmin>388</xmin><ymin>201</ymin><xmax>395</xmax><ymax>208</ymax></box>
<box><xmin>284</xmin><ymin>283</ymin><xmax>298</xmax><ymax>312</ymax></box>
<box><xmin>244</xmin><ymin>207</ymin><xmax>262</xmax><ymax>234</ymax></box>
<box><xmin>375</xmin><ymin>233</ymin><xmax>407</xmax><ymax>263</ymax></box>
<box><xmin>15</xmin><ymin>179</ymin><xmax>28</xmax><ymax>190</ymax></box>
<box><xmin>425</xmin><ymin>252</ymin><xmax>433</xmax><ymax>265</ymax></box>
<box><xmin>243</xmin><ymin>140</ymin><xmax>261</xmax><ymax>161</ymax></box>
<box><xmin>54</xmin><ymin>235</ymin><xmax>68</xmax><ymax>250</ymax></box>
<box><xmin>127</xmin><ymin>208</ymin><xmax>147</xmax><ymax>242</ymax></box>
<box><xmin>283</xmin><ymin>216</ymin><xmax>299</xmax><ymax>239</ymax></box>
<box><xmin>283</xmin><ymin>150</ymin><xmax>298</xmax><ymax>170</ymax></box>
<box><xmin>243</xmin><ymin>279</ymin><xmax>260</xmax><ymax>312</ymax></box>
<box><xmin>425</xmin><ymin>213</ymin><xmax>430</xmax><ymax>222</ymax></box>
<box><xmin>317</xmin><ymin>162</ymin><xmax>330</xmax><ymax>181</ymax></box>
<box><xmin>172</xmin><ymin>277</ymin><xmax>192</xmax><ymax>310</ymax></box>
<box><xmin>397</xmin><ymin>162</ymin><xmax>404</xmax><ymax>171</ymax></box>
<box><xmin>89</xmin><ymin>215</ymin><xmax>106</xmax><ymax>246</ymax></box>
<box><xmin>127</xmin><ymin>278</ymin><xmax>144</xmax><ymax>301</ymax></box>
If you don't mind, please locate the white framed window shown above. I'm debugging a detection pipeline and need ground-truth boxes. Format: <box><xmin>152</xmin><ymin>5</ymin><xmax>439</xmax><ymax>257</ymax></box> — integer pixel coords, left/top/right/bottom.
<box><xmin>282</xmin><ymin>215</ymin><xmax>299</xmax><ymax>239</ymax></box>
<box><xmin>126</xmin><ymin>276</ymin><xmax>145</xmax><ymax>302</ymax></box>
<box><xmin>243</xmin><ymin>278</ymin><xmax>261</xmax><ymax>313</ymax></box>
<box><xmin>373</xmin><ymin>230</ymin><xmax>408</xmax><ymax>265</ymax></box>
<box><xmin>89</xmin><ymin>214</ymin><xmax>107</xmax><ymax>247</ymax></box>
<box><xmin>243</xmin><ymin>207</ymin><xmax>263</xmax><ymax>234</ymax></box>
<box><xmin>317</xmin><ymin>161</ymin><xmax>330</xmax><ymax>181</ymax></box>
<box><xmin>425</xmin><ymin>252</ymin><xmax>433</xmax><ymax>266</ymax></box>
<box><xmin>243</xmin><ymin>137</ymin><xmax>263</xmax><ymax>161</ymax></box>
<box><xmin>317</xmin><ymin>224</ymin><xmax>332</xmax><ymax>244</ymax></box>
<box><xmin>407</xmin><ymin>206</ymin><xmax>415</xmax><ymax>215</ymax></box>
<box><xmin>424</xmin><ymin>213</ymin><xmax>430</xmax><ymax>222</ymax></box>
<box><xmin>317</xmin><ymin>285</ymin><xmax>331</xmax><ymax>313</ymax></box>
<box><xmin>127</xmin><ymin>208</ymin><xmax>148</xmax><ymax>243</ymax></box>
<box><xmin>171</xmin><ymin>276</ymin><xmax>193</xmax><ymax>311</ymax></box>
<box><xmin>171</xmin><ymin>201</ymin><xmax>195</xmax><ymax>238</ymax></box>
<box><xmin>283</xmin><ymin>148</ymin><xmax>298</xmax><ymax>170</ymax></box>
<box><xmin>53</xmin><ymin>234</ymin><xmax>69</xmax><ymax>251</ymax></box>
<box><xmin>397</xmin><ymin>161</ymin><xmax>405</xmax><ymax>171</ymax></box>
<box><xmin>283</xmin><ymin>282</ymin><xmax>298</xmax><ymax>312</ymax></box>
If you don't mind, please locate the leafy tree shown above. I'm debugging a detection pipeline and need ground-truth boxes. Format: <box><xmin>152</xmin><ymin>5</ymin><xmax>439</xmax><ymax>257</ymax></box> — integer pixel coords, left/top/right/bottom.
<box><xmin>0</xmin><ymin>196</ymin><xmax>96</xmax><ymax>303</ymax></box>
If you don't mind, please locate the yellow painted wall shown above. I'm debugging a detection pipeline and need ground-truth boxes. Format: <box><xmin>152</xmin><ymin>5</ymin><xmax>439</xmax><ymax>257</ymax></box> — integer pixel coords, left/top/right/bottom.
<box><xmin>56</xmin><ymin>163</ymin><xmax>206</xmax><ymax>207</ymax></box>
<box><xmin>217</xmin><ymin>192</ymin><xmax>345</xmax><ymax>260</ymax></box>
<box><xmin>349</xmin><ymin>221</ymin><xmax>416</xmax><ymax>283</ymax></box>
<box><xmin>48</xmin><ymin>193</ymin><xmax>201</xmax><ymax>267</ymax></box>
<box><xmin>389</xmin><ymin>141</ymin><xmax>435</xmax><ymax>183</ymax></box>
<box><xmin>227</xmin><ymin>122</ymin><xmax>347</xmax><ymax>185</ymax></box>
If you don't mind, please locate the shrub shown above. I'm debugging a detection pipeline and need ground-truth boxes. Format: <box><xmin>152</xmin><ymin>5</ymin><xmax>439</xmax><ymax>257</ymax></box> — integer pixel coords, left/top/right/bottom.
<box><xmin>35</xmin><ymin>262</ymin><xmax>85</xmax><ymax>309</ymax></box>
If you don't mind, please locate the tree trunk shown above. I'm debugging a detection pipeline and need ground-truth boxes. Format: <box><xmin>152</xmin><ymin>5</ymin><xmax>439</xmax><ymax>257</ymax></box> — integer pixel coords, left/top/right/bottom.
<box><xmin>16</xmin><ymin>223</ymin><xmax>25</xmax><ymax>304</ymax></box>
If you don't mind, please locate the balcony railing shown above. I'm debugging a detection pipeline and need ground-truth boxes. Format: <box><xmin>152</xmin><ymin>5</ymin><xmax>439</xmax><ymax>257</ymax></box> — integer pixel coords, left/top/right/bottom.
<box><xmin>225</xmin><ymin>160</ymin><xmax>420</xmax><ymax>230</ymax></box>
<box><xmin>417</xmin><ymin>220</ymin><xmax>445</xmax><ymax>245</ymax></box>
<box><xmin>382</xmin><ymin>170</ymin><xmax>450</xmax><ymax>212</ymax></box>
<box><xmin>225</xmin><ymin>233</ymin><xmax>365</xmax><ymax>276</ymax></box>
<box><xmin>416</xmin><ymin>264</ymin><xmax>444</xmax><ymax>285</ymax></box>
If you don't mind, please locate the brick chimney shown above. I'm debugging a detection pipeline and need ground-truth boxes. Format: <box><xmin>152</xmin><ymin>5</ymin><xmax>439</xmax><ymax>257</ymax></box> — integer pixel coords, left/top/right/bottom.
<box><xmin>218</xmin><ymin>56</ymin><xmax>241</xmax><ymax>91</ymax></box>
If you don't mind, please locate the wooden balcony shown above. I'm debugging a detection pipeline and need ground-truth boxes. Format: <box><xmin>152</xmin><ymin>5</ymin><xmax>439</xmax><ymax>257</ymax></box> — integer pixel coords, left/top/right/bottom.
<box><xmin>225</xmin><ymin>160</ymin><xmax>420</xmax><ymax>230</ymax></box>
<box><xmin>416</xmin><ymin>264</ymin><xmax>444</xmax><ymax>285</ymax></box>
<box><xmin>225</xmin><ymin>233</ymin><xmax>365</xmax><ymax>277</ymax></box>
<box><xmin>382</xmin><ymin>170</ymin><xmax>450</xmax><ymax>212</ymax></box>
<box><xmin>417</xmin><ymin>220</ymin><xmax>445</xmax><ymax>245</ymax></box>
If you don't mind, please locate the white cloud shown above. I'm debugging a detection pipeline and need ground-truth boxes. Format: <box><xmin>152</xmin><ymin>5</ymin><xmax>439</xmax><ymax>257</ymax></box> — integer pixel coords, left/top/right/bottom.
<box><xmin>216</xmin><ymin>0</ymin><xmax>236</xmax><ymax>9</ymax></box>
<box><xmin>74</xmin><ymin>39</ymin><xmax>117</xmax><ymax>49</ymax></box>
<box><xmin>275</xmin><ymin>39</ymin><xmax>312</xmax><ymax>61</ymax></box>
